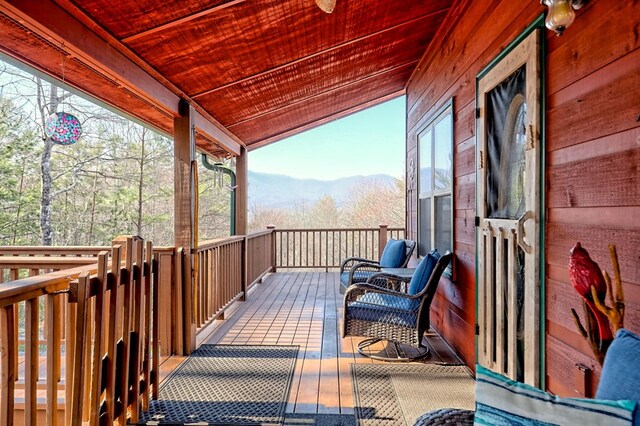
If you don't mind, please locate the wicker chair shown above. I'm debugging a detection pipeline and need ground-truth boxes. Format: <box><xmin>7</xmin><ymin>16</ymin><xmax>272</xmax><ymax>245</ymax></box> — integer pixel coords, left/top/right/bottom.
<box><xmin>342</xmin><ymin>251</ymin><xmax>452</xmax><ymax>361</ymax></box>
<box><xmin>339</xmin><ymin>239</ymin><xmax>416</xmax><ymax>294</ymax></box>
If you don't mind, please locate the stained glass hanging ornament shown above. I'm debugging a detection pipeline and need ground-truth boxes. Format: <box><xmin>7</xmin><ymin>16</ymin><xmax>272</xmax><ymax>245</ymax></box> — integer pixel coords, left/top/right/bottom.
<box><xmin>45</xmin><ymin>50</ymin><xmax>82</xmax><ymax>145</ymax></box>
<box><xmin>45</xmin><ymin>111</ymin><xmax>82</xmax><ymax>145</ymax></box>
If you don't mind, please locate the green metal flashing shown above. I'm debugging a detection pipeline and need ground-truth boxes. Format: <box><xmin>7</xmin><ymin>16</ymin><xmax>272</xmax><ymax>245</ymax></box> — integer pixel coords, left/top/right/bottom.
<box><xmin>537</xmin><ymin>13</ymin><xmax>547</xmax><ymax>391</ymax></box>
<box><xmin>201</xmin><ymin>154</ymin><xmax>237</xmax><ymax>236</ymax></box>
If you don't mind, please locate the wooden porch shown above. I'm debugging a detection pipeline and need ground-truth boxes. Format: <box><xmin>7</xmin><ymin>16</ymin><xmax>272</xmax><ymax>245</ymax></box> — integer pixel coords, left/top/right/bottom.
<box><xmin>200</xmin><ymin>271</ymin><xmax>461</xmax><ymax>415</ymax></box>
<box><xmin>1</xmin><ymin>227</ymin><xmax>467</xmax><ymax>424</ymax></box>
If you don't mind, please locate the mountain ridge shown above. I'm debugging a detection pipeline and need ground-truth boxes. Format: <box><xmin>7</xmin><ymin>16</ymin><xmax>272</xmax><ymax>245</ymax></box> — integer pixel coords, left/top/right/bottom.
<box><xmin>248</xmin><ymin>170</ymin><xmax>397</xmax><ymax>208</ymax></box>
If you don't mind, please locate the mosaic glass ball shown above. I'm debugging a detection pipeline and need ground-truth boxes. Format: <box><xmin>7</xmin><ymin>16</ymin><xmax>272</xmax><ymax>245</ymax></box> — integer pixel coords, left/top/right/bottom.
<box><xmin>45</xmin><ymin>112</ymin><xmax>82</xmax><ymax>145</ymax></box>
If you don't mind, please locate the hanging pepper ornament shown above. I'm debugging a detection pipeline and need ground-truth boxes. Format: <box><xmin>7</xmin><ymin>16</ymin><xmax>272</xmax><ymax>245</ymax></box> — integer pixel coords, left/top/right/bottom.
<box><xmin>568</xmin><ymin>243</ymin><xmax>625</xmax><ymax>365</ymax></box>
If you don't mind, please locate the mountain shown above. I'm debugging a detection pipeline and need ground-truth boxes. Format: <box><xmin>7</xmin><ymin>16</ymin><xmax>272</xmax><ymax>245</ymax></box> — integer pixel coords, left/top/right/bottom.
<box><xmin>248</xmin><ymin>171</ymin><xmax>397</xmax><ymax>209</ymax></box>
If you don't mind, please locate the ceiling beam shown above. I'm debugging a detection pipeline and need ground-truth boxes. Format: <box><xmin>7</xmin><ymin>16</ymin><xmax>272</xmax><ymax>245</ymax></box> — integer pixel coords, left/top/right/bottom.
<box><xmin>228</xmin><ymin>60</ymin><xmax>419</xmax><ymax>128</ymax></box>
<box><xmin>121</xmin><ymin>0</ymin><xmax>248</xmax><ymax>44</ymax></box>
<box><xmin>194</xmin><ymin>111</ymin><xmax>241</xmax><ymax>156</ymax></box>
<box><xmin>2</xmin><ymin>0</ymin><xmax>244</xmax><ymax>155</ymax></box>
<box><xmin>246</xmin><ymin>89</ymin><xmax>405</xmax><ymax>151</ymax></box>
<box><xmin>191</xmin><ymin>7</ymin><xmax>449</xmax><ymax>99</ymax></box>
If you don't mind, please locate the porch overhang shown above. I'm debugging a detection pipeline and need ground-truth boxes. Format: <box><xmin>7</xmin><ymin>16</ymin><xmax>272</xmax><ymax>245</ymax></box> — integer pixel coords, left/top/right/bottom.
<box><xmin>0</xmin><ymin>0</ymin><xmax>453</xmax><ymax>153</ymax></box>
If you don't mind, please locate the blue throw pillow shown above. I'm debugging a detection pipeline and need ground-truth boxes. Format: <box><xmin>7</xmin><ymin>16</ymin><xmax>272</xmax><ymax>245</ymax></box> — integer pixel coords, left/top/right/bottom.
<box><xmin>407</xmin><ymin>250</ymin><xmax>440</xmax><ymax>295</ymax></box>
<box><xmin>379</xmin><ymin>239</ymin><xmax>406</xmax><ymax>268</ymax></box>
<box><xmin>597</xmin><ymin>329</ymin><xmax>640</xmax><ymax>426</ymax></box>
<box><xmin>476</xmin><ymin>364</ymin><xmax>636</xmax><ymax>425</ymax></box>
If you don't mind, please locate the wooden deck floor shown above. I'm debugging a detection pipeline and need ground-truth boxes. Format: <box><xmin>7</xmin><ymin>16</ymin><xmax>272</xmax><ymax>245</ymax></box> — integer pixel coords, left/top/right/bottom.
<box><xmin>201</xmin><ymin>271</ymin><xmax>464</xmax><ymax>415</ymax></box>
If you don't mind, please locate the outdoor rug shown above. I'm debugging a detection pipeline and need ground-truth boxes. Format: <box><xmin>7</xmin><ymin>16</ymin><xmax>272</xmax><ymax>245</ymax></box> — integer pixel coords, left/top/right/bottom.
<box><xmin>283</xmin><ymin>413</ymin><xmax>357</xmax><ymax>426</ymax></box>
<box><xmin>138</xmin><ymin>345</ymin><xmax>299</xmax><ymax>425</ymax></box>
<box><xmin>351</xmin><ymin>364</ymin><xmax>475</xmax><ymax>426</ymax></box>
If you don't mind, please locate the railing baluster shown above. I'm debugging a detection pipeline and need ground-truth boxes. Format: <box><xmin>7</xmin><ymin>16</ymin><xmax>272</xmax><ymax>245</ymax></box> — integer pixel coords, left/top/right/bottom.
<box><xmin>25</xmin><ymin>298</ymin><xmax>38</xmax><ymax>425</ymax></box>
<box><xmin>89</xmin><ymin>252</ymin><xmax>108</xmax><ymax>425</ymax></box>
<box><xmin>152</xmin><ymin>251</ymin><xmax>161</xmax><ymax>400</ymax></box>
<box><xmin>46</xmin><ymin>293</ymin><xmax>60</xmax><ymax>426</ymax></box>
<box><xmin>1</xmin><ymin>305</ymin><xmax>16</xmax><ymax>426</ymax></box>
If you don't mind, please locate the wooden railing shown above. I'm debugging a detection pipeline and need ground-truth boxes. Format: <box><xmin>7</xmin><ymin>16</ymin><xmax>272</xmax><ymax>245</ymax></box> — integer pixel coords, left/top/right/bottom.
<box><xmin>246</xmin><ymin>230</ymin><xmax>274</xmax><ymax>290</ymax></box>
<box><xmin>194</xmin><ymin>237</ymin><xmax>245</xmax><ymax>333</ymax></box>
<box><xmin>272</xmin><ymin>225</ymin><xmax>405</xmax><ymax>269</ymax></box>
<box><xmin>0</xmin><ymin>225</ymin><xmax>406</xmax><ymax>423</ymax></box>
<box><xmin>0</xmin><ymin>236</ymin><xmax>163</xmax><ymax>426</ymax></box>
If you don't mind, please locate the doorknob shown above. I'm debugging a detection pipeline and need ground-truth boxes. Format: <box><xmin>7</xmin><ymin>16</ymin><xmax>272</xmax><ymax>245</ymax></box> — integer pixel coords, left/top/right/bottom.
<box><xmin>517</xmin><ymin>211</ymin><xmax>535</xmax><ymax>254</ymax></box>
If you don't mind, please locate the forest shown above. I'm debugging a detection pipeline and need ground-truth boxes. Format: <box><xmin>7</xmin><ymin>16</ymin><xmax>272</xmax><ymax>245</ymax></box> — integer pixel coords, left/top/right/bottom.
<box><xmin>0</xmin><ymin>60</ymin><xmax>405</xmax><ymax>247</ymax></box>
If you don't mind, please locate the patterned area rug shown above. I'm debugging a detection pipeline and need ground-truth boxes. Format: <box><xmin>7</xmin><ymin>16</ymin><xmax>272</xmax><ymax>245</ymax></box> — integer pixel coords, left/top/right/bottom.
<box><xmin>283</xmin><ymin>413</ymin><xmax>357</xmax><ymax>425</ymax></box>
<box><xmin>351</xmin><ymin>364</ymin><xmax>475</xmax><ymax>426</ymax></box>
<box><xmin>139</xmin><ymin>345</ymin><xmax>299</xmax><ymax>425</ymax></box>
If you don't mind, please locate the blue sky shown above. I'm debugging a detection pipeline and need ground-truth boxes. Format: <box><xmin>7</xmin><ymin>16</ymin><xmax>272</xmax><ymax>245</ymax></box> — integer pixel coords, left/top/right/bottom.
<box><xmin>249</xmin><ymin>96</ymin><xmax>406</xmax><ymax>180</ymax></box>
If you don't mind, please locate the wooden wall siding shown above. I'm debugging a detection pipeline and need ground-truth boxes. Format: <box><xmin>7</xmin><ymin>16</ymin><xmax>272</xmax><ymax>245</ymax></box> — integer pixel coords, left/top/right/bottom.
<box><xmin>405</xmin><ymin>0</ymin><xmax>640</xmax><ymax>396</ymax></box>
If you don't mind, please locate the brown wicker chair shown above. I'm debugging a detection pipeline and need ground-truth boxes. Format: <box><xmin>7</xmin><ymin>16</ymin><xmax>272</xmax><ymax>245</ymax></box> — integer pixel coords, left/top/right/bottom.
<box><xmin>342</xmin><ymin>251</ymin><xmax>452</xmax><ymax>361</ymax></box>
<box><xmin>339</xmin><ymin>239</ymin><xmax>416</xmax><ymax>294</ymax></box>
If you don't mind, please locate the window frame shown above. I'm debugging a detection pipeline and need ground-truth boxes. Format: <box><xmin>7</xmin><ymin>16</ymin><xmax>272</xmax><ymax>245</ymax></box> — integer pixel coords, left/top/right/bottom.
<box><xmin>416</xmin><ymin>99</ymin><xmax>454</xmax><ymax>274</ymax></box>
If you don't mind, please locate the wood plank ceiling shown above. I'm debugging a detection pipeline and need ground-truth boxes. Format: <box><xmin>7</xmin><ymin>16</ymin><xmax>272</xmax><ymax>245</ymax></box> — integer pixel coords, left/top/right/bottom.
<box><xmin>0</xmin><ymin>0</ymin><xmax>453</xmax><ymax>152</ymax></box>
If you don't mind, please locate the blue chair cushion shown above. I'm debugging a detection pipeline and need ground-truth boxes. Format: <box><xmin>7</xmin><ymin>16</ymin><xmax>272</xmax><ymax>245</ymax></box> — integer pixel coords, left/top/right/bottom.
<box><xmin>407</xmin><ymin>250</ymin><xmax>440</xmax><ymax>295</ymax></box>
<box><xmin>379</xmin><ymin>239</ymin><xmax>406</xmax><ymax>268</ymax></box>
<box><xmin>340</xmin><ymin>270</ymin><xmax>374</xmax><ymax>287</ymax></box>
<box><xmin>348</xmin><ymin>294</ymin><xmax>416</xmax><ymax>328</ymax></box>
<box><xmin>597</xmin><ymin>328</ymin><xmax>640</xmax><ymax>425</ymax></box>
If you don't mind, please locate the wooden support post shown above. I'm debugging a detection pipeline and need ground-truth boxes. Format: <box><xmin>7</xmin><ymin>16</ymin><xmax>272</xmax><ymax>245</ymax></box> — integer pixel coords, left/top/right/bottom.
<box><xmin>267</xmin><ymin>225</ymin><xmax>276</xmax><ymax>272</ymax></box>
<box><xmin>236</xmin><ymin>146</ymin><xmax>248</xmax><ymax>300</ymax></box>
<box><xmin>378</xmin><ymin>224</ymin><xmax>388</xmax><ymax>261</ymax></box>
<box><xmin>174</xmin><ymin>101</ymin><xmax>197</xmax><ymax>355</ymax></box>
<box><xmin>240</xmin><ymin>237</ymin><xmax>247</xmax><ymax>301</ymax></box>
<box><xmin>235</xmin><ymin>146</ymin><xmax>247</xmax><ymax>236</ymax></box>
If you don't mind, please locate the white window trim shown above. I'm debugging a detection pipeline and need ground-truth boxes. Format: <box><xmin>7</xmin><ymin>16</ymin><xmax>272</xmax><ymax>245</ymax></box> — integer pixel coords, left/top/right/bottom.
<box><xmin>417</xmin><ymin>99</ymin><xmax>454</xmax><ymax>265</ymax></box>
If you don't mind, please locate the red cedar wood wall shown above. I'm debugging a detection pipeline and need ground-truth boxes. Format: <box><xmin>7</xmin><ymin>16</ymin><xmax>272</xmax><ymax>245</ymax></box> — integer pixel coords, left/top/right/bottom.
<box><xmin>405</xmin><ymin>0</ymin><xmax>639</xmax><ymax>396</ymax></box>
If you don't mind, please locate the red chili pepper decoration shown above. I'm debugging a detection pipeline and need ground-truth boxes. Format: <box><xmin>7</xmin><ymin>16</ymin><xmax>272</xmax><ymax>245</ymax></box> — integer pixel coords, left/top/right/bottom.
<box><xmin>569</xmin><ymin>242</ymin><xmax>613</xmax><ymax>346</ymax></box>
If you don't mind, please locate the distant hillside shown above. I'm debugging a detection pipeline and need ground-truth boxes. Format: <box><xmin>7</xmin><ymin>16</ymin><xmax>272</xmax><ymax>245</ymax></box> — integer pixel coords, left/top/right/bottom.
<box><xmin>248</xmin><ymin>171</ymin><xmax>397</xmax><ymax>208</ymax></box>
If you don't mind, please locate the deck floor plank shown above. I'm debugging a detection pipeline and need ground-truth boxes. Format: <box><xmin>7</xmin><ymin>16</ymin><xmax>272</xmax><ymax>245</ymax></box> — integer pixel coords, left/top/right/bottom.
<box><xmin>204</xmin><ymin>271</ymin><xmax>462</xmax><ymax>414</ymax></box>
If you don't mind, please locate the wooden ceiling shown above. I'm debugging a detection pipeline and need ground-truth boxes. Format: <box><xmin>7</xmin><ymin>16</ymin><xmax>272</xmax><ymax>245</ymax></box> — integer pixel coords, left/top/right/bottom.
<box><xmin>0</xmin><ymin>0</ymin><xmax>453</xmax><ymax>153</ymax></box>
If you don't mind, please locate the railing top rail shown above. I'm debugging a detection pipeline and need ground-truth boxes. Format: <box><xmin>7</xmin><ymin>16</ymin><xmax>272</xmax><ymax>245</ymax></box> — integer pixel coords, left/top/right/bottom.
<box><xmin>246</xmin><ymin>230</ymin><xmax>273</xmax><ymax>239</ymax></box>
<box><xmin>273</xmin><ymin>227</ymin><xmax>405</xmax><ymax>232</ymax></box>
<box><xmin>0</xmin><ymin>246</ymin><xmax>107</xmax><ymax>255</ymax></box>
<box><xmin>0</xmin><ymin>261</ymin><xmax>100</xmax><ymax>308</ymax></box>
<box><xmin>0</xmin><ymin>256</ymin><xmax>98</xmax><ymax>269</ymax></box>
<box><xmin>197</xmin><ymin>236</ymin><xmax>245</xmax><ymax>252</ymax></box>
<box><xmin>154</xmin><ymin>246</ymin><xmax>176</xmax><ymax>254</ymax></box>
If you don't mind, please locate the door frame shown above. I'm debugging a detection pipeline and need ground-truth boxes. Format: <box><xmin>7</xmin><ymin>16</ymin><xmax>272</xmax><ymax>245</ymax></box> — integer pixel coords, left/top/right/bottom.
<box><xmin>474</xmin><ymin>14</ymin><xmax>547</xmax><ymax>388</ymax></box>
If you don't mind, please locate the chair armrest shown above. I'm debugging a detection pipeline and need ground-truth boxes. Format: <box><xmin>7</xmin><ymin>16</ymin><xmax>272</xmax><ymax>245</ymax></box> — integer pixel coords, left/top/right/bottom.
<box><xmin>365</xmin><ymin>272</ymin><xmax>411</xmax><ymax>291</ymax></box>
<box><xmin>340</xmin><ymin>256</ymin><xmax>378</xmax><ymax>273</ymax></box>
<box><xmin>343</xmin><ymin>262</ymin><xmax>383</xmax><ymax>286</ymax></box>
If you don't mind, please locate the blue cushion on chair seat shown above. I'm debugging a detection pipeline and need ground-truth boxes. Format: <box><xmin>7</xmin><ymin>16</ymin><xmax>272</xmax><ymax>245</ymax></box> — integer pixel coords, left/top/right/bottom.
<box><xmin>596</xmin><ymin>329</ymin><xmax>640</xmax><ymax>426</ymax></box>
<box><xmin>340</xmin><ymin>270</ymin><xmax>374</xmax><ymax>287</ymax></box>
<box><xmin>379</xmin><ymin>239</ymin><xmax>406</xmax><ymax>268</ymax></box>
<box><xmin>348</xmin><ymin>293</ymin><xmax>416</xmax><ymax>327</ymax></box>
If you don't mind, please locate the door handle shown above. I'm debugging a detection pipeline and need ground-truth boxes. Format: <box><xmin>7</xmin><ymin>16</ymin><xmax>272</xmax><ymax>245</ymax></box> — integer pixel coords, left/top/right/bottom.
<box><xmin>517</xmin><ymin>210</ymin><xmax>535</xmax><ymax>254</ymax></box>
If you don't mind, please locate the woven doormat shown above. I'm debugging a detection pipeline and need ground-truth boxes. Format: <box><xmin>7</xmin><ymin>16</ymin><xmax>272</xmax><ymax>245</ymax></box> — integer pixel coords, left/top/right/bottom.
<box><xmin>139</xmin><ymin>345</ymin><xmax>299</xmax><ymax>425</ymax></box>
<box><xmin>351</xmin><ymin>364</ymin><xmax>475</xmax><ymax>426</ymax></box>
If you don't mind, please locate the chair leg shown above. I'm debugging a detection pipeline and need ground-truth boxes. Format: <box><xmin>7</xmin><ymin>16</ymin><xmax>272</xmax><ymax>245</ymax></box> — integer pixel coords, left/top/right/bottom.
<box><xmin>357</xmin><ymin>338</ymin><xmax>430</xmax><ymax>362</ymax></box>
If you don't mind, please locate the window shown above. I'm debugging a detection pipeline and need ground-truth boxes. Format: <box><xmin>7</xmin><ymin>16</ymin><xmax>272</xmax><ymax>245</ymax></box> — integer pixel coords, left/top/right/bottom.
<box><xmin>418</xmin><ymin>101</ymin><xmax>453</xmax><ymax>259</ymax></box>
